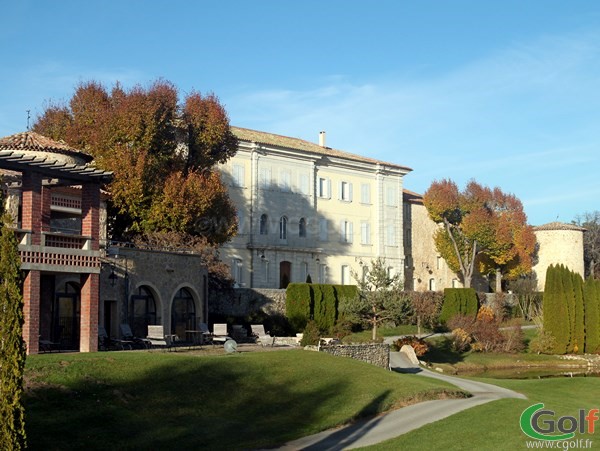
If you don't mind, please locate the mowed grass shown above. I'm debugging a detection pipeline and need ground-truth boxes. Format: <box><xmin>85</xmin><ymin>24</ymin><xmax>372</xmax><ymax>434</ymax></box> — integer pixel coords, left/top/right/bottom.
<box><xmin>361</xmin><ymin>376</ymin><xmax>600</xmax><ymax>451</ymax></box>
<box><xmin>24</xmin><ymin>349</ymin><xmax>462</xmax><ymax>450</ymax></box>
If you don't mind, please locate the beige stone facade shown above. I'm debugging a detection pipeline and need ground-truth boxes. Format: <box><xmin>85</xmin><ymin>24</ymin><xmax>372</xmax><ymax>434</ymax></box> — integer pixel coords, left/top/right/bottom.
<box><xmin>219</xmin><ymin>127</ymin><xmax>411</xmax><ymax>288</ymax></box>
<box><xmin>532</xmin><ymin>222</ymin><xmax>586</xmax><ymax>290</ymax></box>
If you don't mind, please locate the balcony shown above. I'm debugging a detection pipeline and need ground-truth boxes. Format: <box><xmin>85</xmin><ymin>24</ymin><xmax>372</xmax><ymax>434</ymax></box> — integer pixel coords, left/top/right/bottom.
<box><xmin>15</xmin><ymin>229</ymin><xmax>101</xmax><ymax>274</ymax></box>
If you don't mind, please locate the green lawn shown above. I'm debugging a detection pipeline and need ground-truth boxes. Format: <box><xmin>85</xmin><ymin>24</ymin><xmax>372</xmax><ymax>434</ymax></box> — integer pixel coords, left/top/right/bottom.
<box><xmin>24</xmin><ymin>349</ymin><xmax>462</xmax><ymax>450</ymax></box>
<box><xmin>361</xmin><ymin>376</ymin><xmax>599</xmax><ymax>450</ymax></box>
<box><xmin>344</xmin><ymin>324</ymin><xmax>432</xmax><ymax>343</ymax></box>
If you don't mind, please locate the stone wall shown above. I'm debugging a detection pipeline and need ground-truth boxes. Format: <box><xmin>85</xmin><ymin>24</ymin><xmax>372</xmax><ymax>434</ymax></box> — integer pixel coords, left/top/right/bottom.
<box><xmin>209</xmin><ymin>287</ymin><xmax>286</xmax><ymax>318</ymax></box>
<box><xmin>319</xmin><ymin>343</ymin><xmax>390</xmax><ymax>369</ymax></box>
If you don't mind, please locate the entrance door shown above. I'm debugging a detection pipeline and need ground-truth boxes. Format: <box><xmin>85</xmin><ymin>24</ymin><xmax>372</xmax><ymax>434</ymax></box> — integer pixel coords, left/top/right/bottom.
<box><xmin>53</xmin><ymin>294</ymin><xmax>80</xmax><ymax>349</ymax></box>
<box><xmin>279</xmin><ymin>261</ymin><xmax>291</xmax><ymax>289</ymax></box>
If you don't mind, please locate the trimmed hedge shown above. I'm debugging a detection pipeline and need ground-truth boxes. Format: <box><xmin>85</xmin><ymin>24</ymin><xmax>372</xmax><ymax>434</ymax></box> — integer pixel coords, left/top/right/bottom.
<box><xmin>285</xmin><ymin>283</ymin><xmax>358</xmax><ymax>333</ymax></box>
<box><xmin>439</xmin><ymin>288</ymin><xmax>478</xmax><ymax>324</ymax></box>
<box><xmin>285</xmin><ymin>283</ymin><xmax>312</xmax><ymax>331</ymax></box>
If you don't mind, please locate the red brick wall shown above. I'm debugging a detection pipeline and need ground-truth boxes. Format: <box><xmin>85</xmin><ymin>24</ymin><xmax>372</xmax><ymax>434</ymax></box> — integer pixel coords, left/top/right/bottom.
<box><xmin>41</xmin><ymin>185</ymin><xmax>52</xmax><ymax>233</ymax></box>
<box><xmin>21</xmin><ymin>172</ymin><xmax>42</xmax><ymax>245</ymax></box>
<box><xmin>80</xmin><ymin>273</ymin><xmax>99</xmax><ymax>352</ymax></box>
<box><xmin>81</xmin><ymin>183</ymin><xmax>100</xmax><ymax>250</ymax></box>
<box><xmin>23</xmin><ymin>270</ymin><xmax>41</xmax><ymax>355</ymax></box>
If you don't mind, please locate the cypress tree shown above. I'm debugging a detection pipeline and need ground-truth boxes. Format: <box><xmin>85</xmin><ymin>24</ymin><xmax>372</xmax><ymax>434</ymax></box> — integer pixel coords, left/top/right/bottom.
<box><xmin>583</xmin><ymin>277</ymin><xmax>599</xmax><ymax>353</ymax></box>
<box><xmin>543</xmin><ymin>265</ymin><xmax>569</xmax><ymax>354</ymax></box>
<box><xmin>572</xmin><ymin>272</ymin><xmax>585</xmax><ymax>354</ymax></box>
<box><xmin>561</xmin><ymin>265</ymin><xmax>576</xmax><ymax>352</ymax></box>
<box><xmin>0</xmin><ymin>213</ymin><xmax>27</xmax><ymax>449</ymax></box>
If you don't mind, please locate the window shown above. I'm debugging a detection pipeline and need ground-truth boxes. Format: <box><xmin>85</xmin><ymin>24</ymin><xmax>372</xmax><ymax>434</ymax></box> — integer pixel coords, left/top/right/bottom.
<box><xmin>429</xmin><ymin>278</ymin><xmax>436</xmax><ymax>291</ymax></box>
<box><xmin>362</xmin><ymin>265</ymin><xmax>369</xmax><ymax>283</ymax></box>
<box><xmin>437</xmin><ymin>256</ymin><xmax>443</xmax><ymax>270</ymax></box>
<box><xmin>299</xmin><ymin>173</ymin><xmax>310</xmax><ymax>195</ymax></box>
<box><xmin>361</xmin><ymin>222</ymin><xmax>371</xmax><ymax>245</ymax></box>
<box><xmin>302</xmin><ymin>262</ymin><xmax>309</xmax><ymax>282</ymax></box>
<box><xmin>232</xmin><ymin>259</ymin><xmax>243</xmax><ymax>285</ymax></box>
<box><xmin>339</xmin><ymin>181</ymin><xmax>353</xmax><ymax>202</ymax></box>
<box><xmin>361</xmin><ymin>184</ymin><xmax>371</xmax><ymax>204</ymax></box>
<box><xmin>299</xmin><ymin>217</ymin><xmax>307</xmax><ymax>238</ymax></box>
<box><xmin>319</xmin><ymin>218</ymin><xmax>328</xmax><ymax>241</ymax></box>
<box><xmin>319</xmin><ymin>177</ymin><xmax>331</xmax><ymax>198</ymax></box>
<box><xmin>237</xmin><ymin>210</ymin><xmax>246</xmax><ymax>234</ymax></box>
<box><xmin>385</xmin><ymin>186</ymin><xmax>397</xmax><ymax>206</ymax></box>
<box><xmin>452</xmin><ymin>278</ymin><xmax>459</xmax><ymax>288</ymax></box>
<box><xmin>319</xmin><ymin>264</ymin><xmax>327</xmax><ymax>283</ymax></box>
<box><xmin>279</xmin><ymin>216</ymin><xmax>288</xmax><ymax>240</ymax></box>
<box><xmin>386</xmin><ymin>224</ymin><xmax>396</xmax><ymax>246</ymax></box>
<box><xmin>233</xmin><ymin>164</ymin><xmax>245</xmax><ymax>187</ymax></box>
<box><xmin>259</xmin><ymin>167</ymin><xmax>272</xmax><ymax>189</ymax></box>
<box><xmin>341</xmin><ymin>265</ymin><xmax>351</xmax><ymax>285</ymax></box>
<box><xmin>259</xmin><ymin>214</ymin><xmax>268</xmax><ymax>235</ymax></box>
<box><xmin>280</xmin><ymin>170</ymin><xmax>291</xmax><ymax>192</ymax></box>
<box><xmin>340</xmin><ymin>220</ymin><xmax>353</xmax><ymax>243</ymax></box>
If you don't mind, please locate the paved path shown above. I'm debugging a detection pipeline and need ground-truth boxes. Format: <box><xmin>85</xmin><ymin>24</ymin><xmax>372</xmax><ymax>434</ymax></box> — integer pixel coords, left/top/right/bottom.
<box><xmin>277</xmin><ymin>352</ymin><xmax>526</xmax><ymax>450</ymax></box>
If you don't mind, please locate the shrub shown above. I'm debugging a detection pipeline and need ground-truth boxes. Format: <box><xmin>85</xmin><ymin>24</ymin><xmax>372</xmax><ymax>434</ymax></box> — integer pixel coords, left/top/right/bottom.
<box><xmin>447</xmin><ymin>314</ymin><xmax>476</xmax><ymax>334</ymax></box>
<box><xmin>500</xmin><ymin>320</ymin><xmax>526</xmax><ymax>353</ymax></box>
<box><xmin>393</xmin><ymin>336</ymin><xmax>429</xmax><ymax>356</ymax></box>
<box><xmin>529</xmin><ymin>329</ymin><xmax>557</xmax><ymax>354</ymax></box>
<box><xmin>471</xmin><ymin>320</ymin><xmax>504</xmax><ymax>353</ymax></box>
<box><xmin>450</xmin><ymin>328</ymin><xmax>472</xmax><ymax>352</ymax></box>
<box><xmin>440</xmin><ymin>288</ymin><xmax>478</xmax><ymax>324</ymax></box>
<box><xmin>300</xmin><ymin>320</ymin><xmax>321</xmax><ymax>346</ymax></box>
<box><xmin>286</xmin><ymin>283</ymin><xmax>312</xmax><ymax>332</ymax></box>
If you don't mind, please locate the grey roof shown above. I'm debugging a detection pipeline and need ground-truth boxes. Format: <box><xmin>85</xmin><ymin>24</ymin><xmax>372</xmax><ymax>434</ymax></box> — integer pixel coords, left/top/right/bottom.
<box><xmin>533</xmin><ymin>222</ymin><xmax>586</xmax><ymax>232</ymax></box>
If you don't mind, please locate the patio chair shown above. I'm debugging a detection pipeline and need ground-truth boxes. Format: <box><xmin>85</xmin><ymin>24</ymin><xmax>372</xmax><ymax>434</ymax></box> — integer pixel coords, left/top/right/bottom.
<box><xmin>120</xmin><ymin>323</ymin><xmax>151</xmax><ymax>349</ymax></box>
<box><xmin>251</xmin><ymin>324</ymin><xmax>275</xmax><ymax>347</ymax></box>
<box><xmin>212</xmin><ymin>323</ymin><xmax>231</xmax><ymax>344</ymax></box>
<box><xmin>199</xmin><ymin>322</ymin><xmax>213</xmax><ymax>345</ymax></box>
<box><xmin>98</xmin><ymin>325</ymin><xmax>131</xmax><ymax>351</ymax></box>
<box><xmin>146</xmin><ymin>325</ymin><xmax>178</xmax><ymax>350</ymax></box>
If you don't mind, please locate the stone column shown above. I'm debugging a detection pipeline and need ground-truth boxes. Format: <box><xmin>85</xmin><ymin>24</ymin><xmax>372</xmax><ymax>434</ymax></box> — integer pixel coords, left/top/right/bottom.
<box><xmin>22</xmin><ymin>270</ymin><xmax>41</xmax><ymax>354</ymax></box>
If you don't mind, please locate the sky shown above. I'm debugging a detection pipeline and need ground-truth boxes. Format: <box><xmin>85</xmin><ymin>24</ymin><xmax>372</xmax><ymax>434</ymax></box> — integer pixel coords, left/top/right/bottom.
<box><xmin>1</xmin><ymin>0</ymin><xmax>600</xmax><ymax>226</ymax></box>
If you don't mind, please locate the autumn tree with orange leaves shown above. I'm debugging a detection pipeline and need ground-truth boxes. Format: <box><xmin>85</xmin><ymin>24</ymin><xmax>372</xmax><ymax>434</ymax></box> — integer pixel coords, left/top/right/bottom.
<box><xmin>423</xmin><ymin>179</ymin><xmax>536</xmax><ymax>292</ymax></box>
<box><xmin>33</xmin><ymin>80</ymin><xmax>238</xmax><ymax>244</ymax></box>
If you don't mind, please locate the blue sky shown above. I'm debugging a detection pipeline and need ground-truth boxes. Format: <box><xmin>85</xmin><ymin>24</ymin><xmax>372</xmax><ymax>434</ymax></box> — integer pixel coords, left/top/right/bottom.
<box><xmin>2</xmin><ymin>0</ymin><xmax>600</xmax><ymax>226</ymax></box>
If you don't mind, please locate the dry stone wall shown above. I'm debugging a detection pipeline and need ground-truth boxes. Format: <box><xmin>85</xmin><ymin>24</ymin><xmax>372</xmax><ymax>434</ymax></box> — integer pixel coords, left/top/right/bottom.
<box><xmin>319</xmin><ymin>343</ymin><xmax>390</xmax><ymax>369</ymax></box>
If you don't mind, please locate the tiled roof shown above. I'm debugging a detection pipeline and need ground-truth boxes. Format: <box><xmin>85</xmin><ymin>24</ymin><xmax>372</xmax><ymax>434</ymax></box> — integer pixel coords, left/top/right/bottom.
<box><xmin>403</xmin><ymin>189</ymin><xmax>424</xmax><ymax>204</ymax></box>
<box><xmin>231</xmin><ymin>126</ymin><xmax>412</xmax><ymax>172</ymax></box>
<box><xmin>0</xmin><ymin>131</ymin><xmax>93</xmax><ymax>162</ymax></box>
<box><xmin>533</xmin><ymin>222</ymin><xmax>586</xmax><ymax>232</ymax></box>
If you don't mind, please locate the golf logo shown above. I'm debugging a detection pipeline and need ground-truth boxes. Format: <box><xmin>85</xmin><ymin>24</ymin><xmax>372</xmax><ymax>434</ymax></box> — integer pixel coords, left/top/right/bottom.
<box><xmin>520</xmin><ymin>403</ymin><xmax>598</xmax><ymax>441</ymax></box>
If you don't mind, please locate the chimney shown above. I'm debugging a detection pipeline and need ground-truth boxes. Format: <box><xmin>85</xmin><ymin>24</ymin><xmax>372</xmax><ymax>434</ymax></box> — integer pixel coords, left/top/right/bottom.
<box><xmin>319</xmin><ymin>131</ymin><xmax>326</xmax><ymax>147</ymax></box>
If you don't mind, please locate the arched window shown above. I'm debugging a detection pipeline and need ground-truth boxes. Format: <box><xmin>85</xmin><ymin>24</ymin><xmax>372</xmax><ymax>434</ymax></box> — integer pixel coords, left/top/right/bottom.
<box><xmin>279</xmin><ymin>216</ymin><xmax>287</xmax><ymax>240</ymax></box>
<box><xmin>260</xmin><ymin>214</ymin><xmax>268</xmax><ymax>235</ymax></box>
<box><xmin>299</xmin><ymin>218</ymin><xmax>307</xmax><ymax>238</ymax></box>
<box><xmin>130</xmin><ymin>286</ymin><xmax>157</xmax><ymax>338</ymax></box>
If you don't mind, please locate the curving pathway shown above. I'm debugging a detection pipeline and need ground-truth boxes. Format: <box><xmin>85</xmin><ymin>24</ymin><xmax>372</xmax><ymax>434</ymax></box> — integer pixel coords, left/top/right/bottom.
<box><xmin>276</xmin><ymin>352</ymin><xmax>526</xmax><ymax>450</ymax></box>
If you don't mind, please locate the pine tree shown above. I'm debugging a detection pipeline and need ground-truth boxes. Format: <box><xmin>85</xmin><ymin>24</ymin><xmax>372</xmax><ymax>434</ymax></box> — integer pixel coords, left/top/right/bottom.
<box><xmin>583</xmin><ymin>277</ymin><xmax>599</xmax><ymax>353</ymax></box>
<box><xmin>0</xmin><ymin>213</ymin><xmax>27</xmax><ymax>449</ymax></box>
<box><xmin>572</xmin><ymin>273</ymin><xmax>585</xmax><ymax>354</ymax></box>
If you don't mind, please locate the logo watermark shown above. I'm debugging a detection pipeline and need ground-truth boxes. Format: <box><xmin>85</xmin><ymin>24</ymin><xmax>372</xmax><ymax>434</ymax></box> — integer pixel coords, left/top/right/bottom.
<box><xmin>521</xmin><ymin>403</ymin><xmax>597</xmax><ymax>448</ymax></box>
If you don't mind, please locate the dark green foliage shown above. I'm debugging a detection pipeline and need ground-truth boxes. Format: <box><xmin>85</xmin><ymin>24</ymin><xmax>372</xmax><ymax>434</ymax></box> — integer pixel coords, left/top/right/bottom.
<box><xmin>439</xmin><ymin>288</ymin><xmax>478</xmax><ymax>324</ymax></box>
<box><xmin>583</xmin><ymin>277</ymin><xmax>599</xmax><ymax>353</ymax></box>
<box><xmin>313</xmin><ymin>284</ymin><xmax>336</xmax><ymax>332</ymax></box>
<box><xmin>562</xmin><ymin>265</ymin><xmax>576</xmax><ymax>352</ymax></box>
<box><xmin>300</xmin><ymin>320</ymin><xmax>321</xmax><ymax>346</ymax></box>
<box><xmin>572</xmin><ymin>273</ymin><xmax>585</xmax><ymax>354</ymax></box>
<box><xmin>305</xmin><ymin>274</ymin><xmax>312</xmax><ymax>284</ymax></box>
<box><xmin>0</xmin><ymin>215</ymin><xmax>27</xmax><ymax>449</ymax></box>
<box><xmin>543</xmin><ymin>265</ymin><xmax>570</xmax><ymax>354</ymax></box>
<box><xmin>285</xmin><ymin>283</ymin><xmax>312</xmax><ymax>332</ymax></box>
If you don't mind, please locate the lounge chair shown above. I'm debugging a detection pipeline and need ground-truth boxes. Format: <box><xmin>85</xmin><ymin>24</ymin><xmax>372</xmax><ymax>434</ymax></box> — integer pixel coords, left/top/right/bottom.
<box><xmin>212</xmin><ymin>323</ymin><xmax>231</xmax><ymax>344</ymax></box>
<box><xmin>199</xmin><ymin>322</ymin><xmax>213</xmax><ymax>345</ymax></box>
<box><xmin>251</xmin><ymin>324</ymin><xmax>275</xmax><ymax>347</ymax></box>
<box><xmin>99</xmin><ymin>325</ymin><xmax>131</xmax><ymax>351</ymax></box>
<box><xmin>146</xmin><ymin>325</ymin><xmax>178</xmax><ymax>350</ymax></box>
<box><xmin>120</xmin><ymin>323</ymin><xmax>151</xmax><ymax>349</ymax></box>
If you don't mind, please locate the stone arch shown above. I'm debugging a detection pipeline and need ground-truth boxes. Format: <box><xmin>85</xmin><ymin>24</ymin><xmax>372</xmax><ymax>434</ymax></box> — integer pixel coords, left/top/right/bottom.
<box><xmin>169</xmin><ymin>284</ymin><xmax>202</xmax><ymax>339</ymax></box>
<box><xmin>130</xmin><ymin>282</ymin><xmax>163</xmax><ymax>338</ymax></box>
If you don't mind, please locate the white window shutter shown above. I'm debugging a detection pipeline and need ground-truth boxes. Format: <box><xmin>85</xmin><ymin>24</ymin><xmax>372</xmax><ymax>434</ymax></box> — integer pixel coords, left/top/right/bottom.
<box><xmin>349</xmin><ymin>222</ymin><xmax>354</xmax><ymax>243</ymax></box>
<box><xmin>349</xmin><ymin>183</ymin><xmax>353</xmax><ymax>202</ymax></box>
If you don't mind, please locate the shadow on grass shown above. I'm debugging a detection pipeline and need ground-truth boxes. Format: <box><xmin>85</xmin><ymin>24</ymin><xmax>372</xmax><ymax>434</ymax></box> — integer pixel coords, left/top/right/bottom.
<box><xmin>24</xmin><ymin>352</ymin><xmax>382</xmax><ymax>450</ymax></box>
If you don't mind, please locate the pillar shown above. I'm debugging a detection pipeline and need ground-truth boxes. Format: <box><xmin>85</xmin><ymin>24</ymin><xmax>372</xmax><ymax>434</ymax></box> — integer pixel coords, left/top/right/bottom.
<box><xmin>81</xmin><ymin>182</ymin><xmax>100</xmax><ymax>249</ymax></box>
<box><xmin>80</xmin><ymin>273</ymin><xmax>99</xmax><ymax>352</ymax></box>
<box><xmin>21</xmin><ymin>172</ymin><xmax>42</xmax><ymax>244</ymax></box>
<box><xmin>23</xmin><ymin>270</ymin><xmax>41</xmax><ymax>354</ymax></box>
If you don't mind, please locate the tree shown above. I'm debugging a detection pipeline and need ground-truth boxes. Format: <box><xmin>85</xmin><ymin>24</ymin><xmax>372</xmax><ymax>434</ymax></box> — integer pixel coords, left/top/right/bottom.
<box><xmin>543</xmin><ymin>265</ymin><xmax>569</xmax><ymax>354</ymax></box>
<box><xmin>410</xmin><ymin>291</ymin><xmax>443</xmax><ymax>335</ymax></box>
<box><xmin>572</xmin><ymin>272</ymin><xmax>585</xmax><ymax>354</ymax></box>
<box><xmin>0</xmin><ymin>213</ymin><xmax>27</xmax><ymax>449</ymax></box>
<box><xmin>33</xmin><ymin>80</ymin><xmax>238</xmax><ymax>243</ymax></box>
<box><xmin>339</xmin><ymin>258</ymin><xmax>408</xmax><ymax>341</ymax></box>
<box><xmin>585</xmin><ymin>277</ymin><xmax>600</xmax><ymax>353</ymax></box>
<box><xmin>574</xmin><ymin>211</ymin><xmax>600</xmax><ymax>278</ymax></box>
<box><xmin>423</xmin><ymin>179</ymin><xmax>536</xmax><ymax>290</ymax></box>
